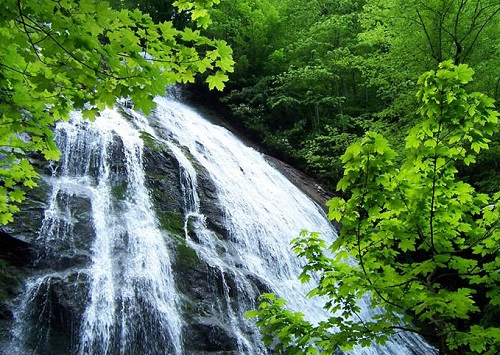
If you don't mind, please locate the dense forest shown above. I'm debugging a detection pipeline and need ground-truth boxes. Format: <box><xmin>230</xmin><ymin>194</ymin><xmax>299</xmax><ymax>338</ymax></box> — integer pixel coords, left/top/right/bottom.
<box><xmin>1</xmin><ymin>0</ymin><xmax>500</xmax><ymax>354</ymax></box>
<box><xmin>191</xmin><ymin>0</ymin><xmax>500</xmax><ymax>195</ymax></box>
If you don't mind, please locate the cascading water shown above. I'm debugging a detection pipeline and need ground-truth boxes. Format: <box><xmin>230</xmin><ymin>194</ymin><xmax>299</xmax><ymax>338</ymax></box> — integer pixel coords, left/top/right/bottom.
<box><xmin>3</xmin><ymin>96</ymin><xmax>436</xmax><ymax>354</ymax></box>
<box><xmin>7</xmin><ymin>110</ymin><xmax>183</xmax><ymax>354</ymax></box>
<box><xmin>136</xmin><ymin>98</ymin><xmax>437</xmax><ymax>355</ymax></box>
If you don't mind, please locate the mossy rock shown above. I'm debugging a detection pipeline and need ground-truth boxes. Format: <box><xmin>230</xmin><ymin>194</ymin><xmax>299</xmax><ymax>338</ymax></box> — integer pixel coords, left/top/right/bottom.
<box><xmin>174</xmin><ymin>242</ymin><xmax>201</xmax><ymax>268</ymax></box>
<box><xmin>157</xmin><ymin>211</ymin><xmax>185</xmax><ymax>236</ymax></box>
<box><xmin>0</xmin><ymin>259</ymin><xmax>21</xmax><ymax>302</ymax></box>
<box><xmin>140</xmin><ymin>131</ymin><xmax>169</xmax><ymax>153</ymax></box>
<box><xmin>111</xmin><ymin>182</ymin><xmax>128</xmax><ymax>200</ymax></box>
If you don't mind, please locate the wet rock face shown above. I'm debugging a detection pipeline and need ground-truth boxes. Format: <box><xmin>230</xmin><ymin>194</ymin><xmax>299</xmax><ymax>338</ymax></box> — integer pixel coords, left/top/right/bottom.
<box><xmin>143</xmin><ymin>143</ymin><xmax>184</xmax><ymax>217</ymax></box>
<box><xmin>0</xmin><ymin>157</ymin><xmax>95</xmax><ymax>353</ymax></box>
<box><xmin>197</xmin><ymin>171</ymin><xmax>228</xmax><ymax>240</ymax></box>
<box><xmin>0</xmin><ymin>232</ymin><xmax>32</xmax><ymax>327</ymax></box>
<box><xmin>0</xmin><ymin>231</ymin><xmax>34</xmax><ymax>268</ymax></box>
<box><xmin>0</xmin><ymin>178</ymin><xmax>48</xmax><ymax>325</ymax></box>
<box><xmin>184</xmin><ymin>322</ymin><xmax>239</xmax><ymax>353</ymax></box>
<box><xmin>2</xmin><ymin>175</ymin><xmax>51</xmax><ymax>243</ymax></box>
<box><xmin>18</xmin><ymin>272</ymin><xmax>89</xmax><ymax>354</ymax></box>
<box><xmin>142</xmin><ymin>137</ymin><xmax>228</xmax><ymax>240</ymax></box>
<box><xmin>180</xmin><ymin>275</ymin><xmax>244</xmax><ymax>353</ymax></box>
<box><xmin>142</xmin><ymin>143</ymin><xmax>246</xmax><ymax>353</ymax></box>
<box><xmin>0</xmin><ymin>129</ymin><xmax>273</xmax><ymax>354</ymax></box>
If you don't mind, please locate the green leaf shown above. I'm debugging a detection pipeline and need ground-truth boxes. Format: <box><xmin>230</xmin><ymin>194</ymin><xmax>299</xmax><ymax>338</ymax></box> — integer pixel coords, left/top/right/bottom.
<box><xmin>0</xmin><ymin>212</ymin><xmax>13</xmax><ymax>225</ymax></box>
<box><xmin>0</xmin><ymin>0</ymin><xmax>234</xmax><ymax>225</ymax></box>
<box><xmin>398</xmin><ymin>238</ymin><xmax>415</xmax><ymax>252</ymax></box>
<box><xmin>206</xmin><ymin>71</ymin><xmax>229</xmax><ymax>91</ymax></box>
<box><xmin>9</xmin><ymin>189</ymin><xmax>25</xmax><ymax>203</ymax></box>
<box><xmin>244</xmin><ymin>310</ymin><xmax>259</xmax><ymax>319</ymax></box>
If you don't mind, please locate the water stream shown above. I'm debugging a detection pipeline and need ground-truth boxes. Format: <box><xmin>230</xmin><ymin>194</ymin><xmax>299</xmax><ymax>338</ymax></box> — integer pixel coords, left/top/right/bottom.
<box><xmin>4</xmin><ymin>96</ymin><xmax>436</xmax><ymax>354</ymax></box>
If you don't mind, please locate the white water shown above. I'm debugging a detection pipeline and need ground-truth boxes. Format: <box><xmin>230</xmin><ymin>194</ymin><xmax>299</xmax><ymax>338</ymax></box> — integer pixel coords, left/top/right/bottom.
<box><xmin>9</xmin><ymin>109</ymin><xmax>183</xmax><ymax>354</ymax></box>
<box><xmin>6</xmin><ymin>96</ymin><xmax>436</xmax><ymax>354</ymax></box>
<box><xmin>73</xmin><ymin>110</ymin><xmax>183</xmax><ymax>355</ymax></box>
<box><xmin>150</xmin><ymin>98</ymin><xmax>436</xmax><ymax>355</ymax></box>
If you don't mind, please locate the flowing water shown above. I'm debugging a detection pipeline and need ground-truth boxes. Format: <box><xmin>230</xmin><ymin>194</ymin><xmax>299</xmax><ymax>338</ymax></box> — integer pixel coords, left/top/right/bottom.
<box><xmin>4</xmin><ymin>96</ymin><xmax>436</xmax><ymax>354</ymax></box>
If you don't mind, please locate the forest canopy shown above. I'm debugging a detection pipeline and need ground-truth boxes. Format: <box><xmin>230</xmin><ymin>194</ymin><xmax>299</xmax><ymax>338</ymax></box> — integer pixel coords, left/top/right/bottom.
<box><xmin>197</xmin><ymin>0</ymin><xmax>500</xmax><ymax>194</ymax></box>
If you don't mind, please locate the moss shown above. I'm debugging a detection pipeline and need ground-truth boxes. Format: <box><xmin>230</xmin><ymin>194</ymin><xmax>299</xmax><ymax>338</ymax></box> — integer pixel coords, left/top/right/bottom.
<box><xmin>157</xmin><ymin>211</ymin><xmax>185</xmax><ymax>236</ymax></box>
<box><xmin>140</xmin><ymin>131</ymin><xmax>170</xmax><ymax>154</ymax></box>
<box><xmin>153</xmin><ymin>205</ymin><xmax>201</xmax><ymax>268</ymax></box>
<box><xmin>161</xmin><ymin>218</ymin><xmax>201</xmax><ymax>268</ymax></box>
<box><xmin>174</xmin><ymin>242</ymin><xmax>200</xmax><ymax>268</ymax></box>
<box><xmin>140</xmin><ymin>131</ymin><xmax>157</xmax><ymax>148</ymax></box>
<box><xmin>111</xmin><ymin>182</ymin><xmax>128</xmax><ymax>200</ymax></box>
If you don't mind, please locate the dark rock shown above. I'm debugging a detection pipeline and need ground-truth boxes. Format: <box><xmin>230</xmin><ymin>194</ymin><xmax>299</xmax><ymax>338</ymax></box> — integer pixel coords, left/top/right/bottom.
<box><xmin>2</xmin><ymin>176</ymin><xmax>51</xmax><ymax>242</ymax></box>
<box><xmin>184</xmin><ymin>321</ymin><xmax>239</xmax><ymax>352</ymax></box>
<box><xmin>107</xmin><ymin>134</ymin><xmax>129</xmax><ymax>187</ymax></box>
<box><xmin>143</xmin><ymin>143</ymin><xmax>184</xmax><ymax>219</ymax></box>
<box><xmin>0</xmin><ymin>231</ymin><xmax>34</xmax><ymax>267</ymax></box>
<box><xmin>245</xmin><ymin>273</ymin><xmax>273</xmax><ymax>295</ymax></box>
<box><xmin>35</xmin><ymin>192</ymin><xmax>94</xmax><ymax>269</ymax></box>
<box><xmin>16</xmin><ymin>271</ymin><xmax>89</xmax><ymax>354</ymax></box>
<box><xmin>174</xmin><ymin>257</ymin><xmax>215</xmax><ymax>304</ymax></box>
<box><xmin>197</xmin><ymin>171</ymin><xmax>228</xmax><ymax>239</ymax></box>
<box><xmin>265</xmin><ymin>155</ymin><xmax>334</xmax><ymax>210</ymax></box>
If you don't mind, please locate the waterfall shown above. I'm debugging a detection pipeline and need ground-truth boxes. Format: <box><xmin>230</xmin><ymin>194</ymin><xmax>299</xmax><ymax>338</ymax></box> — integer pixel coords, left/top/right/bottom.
<box><xmin>8</xmin><ymin>110</ymin><xmax>183</xmax><ymax>354</ymax></box>
<box><xmin>3</xmin><ymin>96</ymin><xmax>436</xmax><ymax>354</ymax></box>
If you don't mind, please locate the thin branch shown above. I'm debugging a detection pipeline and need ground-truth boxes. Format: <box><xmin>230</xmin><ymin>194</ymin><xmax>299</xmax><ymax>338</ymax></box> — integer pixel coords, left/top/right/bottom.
<box><xmin>428</xmin><ymin>93</ymin><xmax>448</xmax><ymax>254</ymax></box>
<box><xmin>389</xmin><ymin>325</ymin><xmax>431</xmax><ymax>339</ymax></box>
<box><xmin>17</xmin><ymin>0</ymin><xmax>43</xmax><ymax>63</ymax></box>
<box><xmin>33</xmin><ymin>33</ymin><xmax>51</xmax><ymax>46</ymax></box>
<box><xmin>461</xmin><ymin>6</ymin><xmax>500</xmax><ymax>61</ymax></box>
<box><xmin>0</xmin><ymin>62</ymin><xmax>33</xmax><ymax>77</ymax></box>
<box><xmin>16</xmin><ymin>5</ymin><xmax>141</xmax><ymax>81</ymax></box>
<box><xmin>415</xmin><ymin>9</ymin><xmax>439</xmax><ymax>63</ymax></box>
<box><xmin>458</xmin><ymin>3</ymin><xmax>500</xmax><ymax>44</ymax></box>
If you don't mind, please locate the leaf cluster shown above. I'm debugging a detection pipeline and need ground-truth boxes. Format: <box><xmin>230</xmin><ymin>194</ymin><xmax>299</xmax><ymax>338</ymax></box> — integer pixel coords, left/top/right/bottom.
<box><xmin>0</xmin><ymin>0</ymin><xmax>234</xmax><ymax>224</ymax></box>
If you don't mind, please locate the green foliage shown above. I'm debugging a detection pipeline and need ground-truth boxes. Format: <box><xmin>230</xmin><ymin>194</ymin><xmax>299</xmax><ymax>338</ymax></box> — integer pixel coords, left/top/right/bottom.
<box><xmin>0</xmin><ymin>0</ymin><xmax>234</xmax><ymax>225</ymax></box>
<box><xmin>108</xmin><ymin>0</ymin><xmax>189</xmax><ymax>25</ymax></box>
<box><xmin>248</xmin><ymin>63</ymin><xmax>500</xmax><ymax>354</ymax></box>
<box><xmin>299</xmin><ymin>123</ymin><xmax>360</xmax><ymax>184</ymax></box>
<box><xmin>198</xmin><ymin>0</ymin><xmax>389</xmax><ymax>189</ymax></box>
<box><xmin>245</xmin><ymin>293</ymin><xmax>331</xmax><ymax>355</ymax></box>
<box><xmin>459</xmin><ymin>139</ymin><xmax>500</xmax><ymax>194</ymax></box>
<box><xmin>206</xmin><ymin>0</ymin><xmax>282</xmax><ymax>83</ymax></box>
<box><xmin>191</xmin><ymin>0</ymin><xmax>500</xmax><ymax>198</ymax></box>
<box><xmin>268</xmin><ymin>66</ymin><xmax>344</xmax><ymax>130</ymax></box>
<box><xmin>358</xmin><ymin>0</ymin><xmax>500</xmax><ymax>105</ymax></box>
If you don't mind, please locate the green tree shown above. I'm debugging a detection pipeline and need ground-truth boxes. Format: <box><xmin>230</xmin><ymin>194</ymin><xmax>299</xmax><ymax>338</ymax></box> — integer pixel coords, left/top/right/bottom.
<box><xmin>358</xmin><ymin>0</ymin><xmax>500</xmax><ymax>105</ymax></box>
<box><xmin>206</xmin><ymin>0</ymin><xmax>282</xmax><ymax>84</ymax></box>
<box><xmin>247</xmin><ymin>62</ymin><xmax>500</xmax><ymax>354</ymax></box>
<box><xmin>0</xmin><ymin>0</ymin><xmax>234</xmax><ymax>225</ymax></box>
<box><xmin>207</xmin><ymin>0</ymin><xmax>370</xmax><ymax>187</ymax></box>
